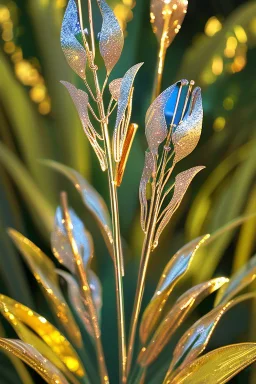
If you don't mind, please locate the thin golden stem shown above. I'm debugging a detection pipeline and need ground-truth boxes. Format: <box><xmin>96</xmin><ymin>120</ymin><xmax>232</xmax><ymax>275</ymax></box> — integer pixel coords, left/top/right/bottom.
<box><xmin>87</xmin><ymin>0</ymin><xmax>96</xmax><ymax>58</ymax></box>
<box><xmin>152</xmin><ymin>43</ymin><xmax>167</xmax><ymax>102</ymax></box>
<box><xmin>60</xmin><ymin>192</ymin><xmax>109</xmax><ymax>384</ymax></box>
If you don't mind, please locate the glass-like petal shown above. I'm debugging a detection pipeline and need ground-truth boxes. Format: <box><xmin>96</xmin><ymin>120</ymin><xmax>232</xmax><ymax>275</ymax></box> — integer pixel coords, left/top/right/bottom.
<box><xmin>172</xmin><ymin>87</ymin><xmax>203</xmax><ymax>163</ymax></box>
<box><xmin>61</xmin><ymin>81</ymin><xmax>107</xmax><ymax>171</ymax></box>
<box><xmin>0</xmin><ymin>338</ymin><xmax>69</xmax><ymax>384</ymax></box>
<box><xmin>8</xmin><ymin>229</ymin><xmax>82</xmax><ymax>348</ymax></box>
<box><xmin>61</xmin><ymin>0</ymin><xmax>86</xmax><ymax>79</ymax></box>
<box><xmin>138</xmin><ymin>277</ymin><xmax>228</xmax><ymax>366</ymax></box>
<box><xmin>154</xmin><ymin>166</ymin><xmax>205</xmax><ymax>247</ymax></box>
<box><xmin>98</xmin><ymin>0</ymin><xmax>124</xmax><ymax>74</ymax></box>
<box><xmin>139</xmin><ymin>236</ymin><xmax>208</xmax><ymax>344</ymax></box>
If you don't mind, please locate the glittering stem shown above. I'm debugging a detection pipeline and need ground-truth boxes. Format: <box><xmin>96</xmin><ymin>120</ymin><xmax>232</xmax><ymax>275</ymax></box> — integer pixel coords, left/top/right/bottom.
<box><xmin>60</xmin><ymin>192</ymin><xmax>109</xmax><ymax>384</ymax></box>
<box><xmin>87</xmin><ymin>0</ymin><xmax>96</xmax><ymax>59</ymax></box>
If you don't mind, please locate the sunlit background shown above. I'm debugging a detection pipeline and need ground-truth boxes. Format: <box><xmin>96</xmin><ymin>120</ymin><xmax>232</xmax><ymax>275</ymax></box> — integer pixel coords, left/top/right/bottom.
<box><xmin>0</xmin><ymin>0</ymin><xmax>255</xmax><ymax>382</ymax></box>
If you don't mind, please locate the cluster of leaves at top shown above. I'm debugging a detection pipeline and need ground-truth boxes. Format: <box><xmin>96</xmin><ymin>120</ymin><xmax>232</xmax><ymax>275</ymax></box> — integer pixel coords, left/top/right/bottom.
<box><xmin>0</xmin><ymin>1</ymin><xmax>256</xmax><ymax>384</ymax></box>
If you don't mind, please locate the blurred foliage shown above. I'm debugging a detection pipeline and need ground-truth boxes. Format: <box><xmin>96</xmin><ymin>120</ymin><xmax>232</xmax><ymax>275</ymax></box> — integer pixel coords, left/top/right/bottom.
<box><xmin>0</xmin><ymin>0</ymin><xmax>255</xmax><ymax>382</ymax></box>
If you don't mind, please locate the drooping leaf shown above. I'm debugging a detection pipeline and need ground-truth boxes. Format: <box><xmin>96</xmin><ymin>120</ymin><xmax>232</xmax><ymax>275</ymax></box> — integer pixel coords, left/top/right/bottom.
<box><xmin>61</xmin><ymin>0</ymin><xmax>87</xmax><ymax>79</ymax></box>
<box><xmin>8</xmin><ymin>229</ymin><xmax>82</xmax><ymax>348</ymax></box>
<box><xmin>97</xmin><ymin>0</ymin><xmax>124</xmax><ymax>74</ymax></box>
<box><xmin>164</xmin><ymin>343</ymin><xmax>256</xmax><ymax>384</ymax></box>
<box><xmin>109</xmin><ymin>78</ymin><xmax>123</xmax><ymax>101</ymax></box>
<box><xmin>154</xmin><ymin>167</ymin><xmax>205</xmax><ymax>247</ymax></box>
<box><xmin>0</xmin><ymin>295</ymin><xmax>85</xmax><ymax>378</ymax></box>
<box><xmin>61</xmin><ymin>81</ymin><xmax>107</xmax><ymax>171</ymax></box>
<box><xmin>215</xmin><ymin>254</ymin><xmax>256</xmax><ymax>306</ymax></box>
<box><xmin>150</xmin><ymin>0</ymin><xmax>188</xmax><ymax>49</ymax></box>
<box><xmin>0</xmin><ymin>338</ymin><xmax>69</xmax><ymax>384</ymax></box>
<box><xmin>140</xmin><ymin>236</ymin><xmax>209</xmax><ymax>344</ymax></box>
<box><xmin>138</xmin><ymin>277</ymin><xmax>228</xmax><ymax>367</ymax></box>
<box><xmin>172</xmin><ymin>87</ymin><xmax>203</xmax><ymax>163</ymax></box>
<box><xmin>42</xmin><ymin>161</ymin><xmax>114</xmax><ymax>259</ymax></box>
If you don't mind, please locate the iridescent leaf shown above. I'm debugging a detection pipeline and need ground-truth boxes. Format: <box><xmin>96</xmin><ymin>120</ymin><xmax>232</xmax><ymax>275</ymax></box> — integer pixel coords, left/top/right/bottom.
<box><xmin>172</xmin><ymin>87</ymin><xmax>203</xmax><ymax>163</ymax></box>
<box><xmin>0</xmin><ymin>338</ymin><xmax>69</xmax><ymax>384</ymax></box>
<box><xmin>98</xmin><ymin>0</ymin><xmax>124</xmax><ymax>74</ymax></box>
<box><xmin>154</xmin><ymin>166</ymin><xmax>205</xmax><ymax>247</ymax></box>
<box><xmin>140</xmin><ymin>236</ymin><xmax>208</xmax><ymax>344</ymax></box>
<box><xmin>139</xmin><ymin>151</ymin><xmax>156</xmax><ymax>232</ymax></box>
<box><xmin>42</xmin><ymin>161</ymin><xmax>113</xmax><ymax>259</ymax></box>
<box><xmin>52</xmin><ymin>207</ymin><xmax>94</xmax><ymax>274</ymax></box>
<box><xmin>138</xmin><ymin>277</ymin><xmax>228</xmax><ymax>367</ymax></box>
<box><xmin>215</xmin><ymin>254</ymin><xmax>256</xmax><ymax>306</ymax></box>
<box><xmin>145</xmin><ymin>83</ymin><xmax>177</xmax><ymax>154</ymax></box>
<box><xmin>0</xmin><ymin>295</ymin><xmax>85</xmax><ymax>378</ymax></box>
<box><xmin>8</xmin><ymin>229</ymin><xmax>82</xmax><ymax>348</ymax></box>
<box><xmin>150</xmin><ymin>0</ymin><xmax>188</xmax><ymax>49</ymax></box>
<box><xmin>165</xmin><ymin>343</ymin><xmax>256</xmax><ymax>384</ymax></box>
<box><xmin>61</xmin><ymin>0</ymin><xmax>86</xmax><ymax>79</ymax></box>
<box><xmin>109</xmin><ymin>78</ymin><xmax>122</xmax><ymax>100</ymax></box>
<box><xmin>61</xmin><ymin>81</ymin><xmax>107</xmax><ymax>171</ymax></box>
<box><xmin>114</xmin><ymin>63</ymin><xmax>143</xmax><ymax>161</ymax></box>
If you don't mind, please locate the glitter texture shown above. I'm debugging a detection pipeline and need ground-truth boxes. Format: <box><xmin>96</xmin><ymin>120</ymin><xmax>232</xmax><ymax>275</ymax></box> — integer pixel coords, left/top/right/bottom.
<box><xmin>154</xmin><ymin>166</ymin><xmax>205</xmax><ymax>246</ymax></box>
<box><xmin>145</xmin><ymin>83</ymin><xmax>177</xmax><ymax>154</ymax></box>
<box><xmin>109</xmin><ymin>78</ymin><xmax>122</xmax><ymax>100</ymax></box>
<box><xmin>61</xmin><ymin>0</ymin><xmax>86</xmax><ymax>79</ymax></box>
<box><xmin>98</xmin><ymin>0</ymin><xmax>124</xmax><ymax>74</ymax></box>
<box><xmin>172</xmin><ymin>87</ymin><xmax>203</xmax><ymax>163</ymax></box>
<box><xmin>61</xmin><ymin>81</ymin><xmax>107</xmax><ymax>171</ymax></box>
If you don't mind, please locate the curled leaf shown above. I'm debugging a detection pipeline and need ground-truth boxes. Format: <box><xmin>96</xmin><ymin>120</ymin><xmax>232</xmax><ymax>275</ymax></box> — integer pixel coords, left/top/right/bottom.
<box><xmin>165</xmin><ymin>343</ymin><xmax>256</xmax><ymax>384</ymax></box>
<box><xmin>52</xmin><ymin>207</ymin><xmax>94</xmax><ymax>275</ymax></box>
<box><xmin>138</xmin><ymin>277</ymin><xmax>228</xmax><ymax>367</ymax></box>
<box><xmin>154</xmin><ymin>166</ymin><xmax>205</xmax><ymax>247</ymax></box>
<box><xmin>61</xmin><ymin>81</ymin><xmax>107</xmax><ymax>171</ymax></box>
<box><xmin>61</xmin><ymin>0</ymin><xmax>86</xmax><ymax>79</ymax></box>
<box><xmin>215</xmin><ymin>254</ymin><xmax>256</xmax><ymax>306</ymax></box>
<box><xmin>42</xmin><ymin>161</ymin><xmax>113</xmax><ymax>259</ymax></box>
<box><xmin>0</xmin><ymin>295</ymin><xmax>84</xmax><ymax>377</ymax></box>
<box><xmin>172</xmin><ymin>87</ymin><xmax>203</xmax><ymax>163</ymax></box>
<box><xmin>98</xmin><ymin>0</ymin><xmax>124</xmax><ymax>74</ymax></box>
<box><xmin>139</xmin><ymin>151</ymin><xmax>156</xmax><ymax>232</ymax></box>
<box><xmin>109</xmin><ymin>78</ymin><xmax>122</xmax><ymax>101</ymax></box>
<box><xmin>150</xmin><ymin>0</ymin><xmax>188</xmax><ymax>49</ymax></box>
<box><xmin>140</xmin><ymin>236</ymin><xmax>208</xmax><ymax>344</ymax></box>
<box><xmin>8</xmin><ymin>229</ymin><xmax>82</xmax><ymax>348</ymax></box>
<box><xmin>0</xmin><ymin>338</ymin><xmax>69</xmax><ymax>384</ymax></box>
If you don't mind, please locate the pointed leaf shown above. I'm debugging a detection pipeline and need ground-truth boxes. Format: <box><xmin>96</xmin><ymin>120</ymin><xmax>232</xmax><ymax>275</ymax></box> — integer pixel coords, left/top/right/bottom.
<box><xmin>61</xmin><ymin>81</ymin><xmax>107</xmax><ymax>171</ymax></box>
<box><xmin>172</xmin><ymin>87</ymin><xmax>203</xmax><ymax>163</ymax></box>
<box><xmin>0</xmin><ymin>295</ymin><xmax>85</xmax><ymax>377</ymax></box>
<box><xmin>154</xmin><ymin>166</ymin><xmax>205</xmax><ymax>247</ymax></box>
<box><xmin>140</xmin><ymin>236</ymin><xmax>209</xmax><ymax>344</ymax></box>
<box><xmin>0</xmin><ymin>338</ymin><xmax>69</xmax><ymax>384</ymax></box>
<box><xmin>215</xmin><ymin>254</ymin><xmax>256</xmax><ymax>306</ymax></box>
<box><xmin>61</xmin><ymin>0</ymin><xmax>87</xmax><ymax>79</ymax></box>
<box><xmin>98</xmin><ymin>0</ymin><xmax>124</xmax><ymax>74</ymax></box>
<box><xmin>8</xmin><ymin>229</ymin><xmax>82</xmax><ymax>348</ymax></box>
<box><xmin>138</xmin><ymin>277</ymin><xmax>228</xmax><ymax>367</ymax></box>
<box><xmin>165</xmin><ymin>343</ymin><xmax>256</xmax><ymax>384</ymax></box>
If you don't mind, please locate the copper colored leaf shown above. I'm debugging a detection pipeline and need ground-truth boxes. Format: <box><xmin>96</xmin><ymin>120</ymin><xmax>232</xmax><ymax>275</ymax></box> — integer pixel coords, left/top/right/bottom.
<box><xmin>0</xmin><ymin>295</ymin><xmax>85</xmax><ymax>378</ymax></box>
<box><xmin>140</xmin><ymin>236</ymin><xmax>208</xmax><ymax>344</ymax></box>
<box><xmin>8</xmin><ymin>229</ymin><xmax>82</xmax><ymax>348</ymax></box>
<box><xmin>61</xmin><ymin>81</ymin><xmax>107</xmax><ymax>171</ymax></box>
<box><xmin>172</xmin><ymin>87</ymin><xmax>203</xmax><ymax>163</ymax></box>
<box><xmin>165</xmin><ymin>343</ymin><xmax>256</xmax><ymax>384</ymax></box>
<box><xmin>138</xmin><ymin>277</ymin><xmax>228</xmax><ymax>367</ymax></box>
<box><xmin>145</xmin><ymin>83</ymin><xmax>177</xmax><ymax>154</ymax></box>
<box><xmin>52</xmin><ymin>207</ymin><xmax>94</xmax><ymax>274</ymax></box>
<box><xmin>215</xmin><ymin>254</ymin><xmax>256</xmax><ymax>306</ymax></box>
<box><xmin>98</xmin><ymin>0</ymin><xmax>124</xmax><ymax>74</ymax></box>
<box><xmin>61</xmin><ymin>0</ymin><xmax>86</xmax><ymax>79</ymax></box>
<box><xmin>43</xmin><ymin>161</ymin><xmax>113</xmax><ymax>259</ymax></box>
<box><xmin>154</xmin><ymin>166</ymin><xmax>205</xmax><ymax>247</ymax></box>
<box><xmin>150</xmin><ymin>0</ymin><xmax>188</xmax><ymax>49</ymax></box>
<box><xmin>139</xmin><ymin>151</ymin><xmax>156</xmax><ymax>232</ymax></box>
<box><xmin>0</xmin><ymin>338</ymin><xmax>69</xmax><ymax>384</ymax></box>
<box><xmin>109</xmin><ymin>78</ymin><xmax>122</xmax><ymax>100</ymax></box>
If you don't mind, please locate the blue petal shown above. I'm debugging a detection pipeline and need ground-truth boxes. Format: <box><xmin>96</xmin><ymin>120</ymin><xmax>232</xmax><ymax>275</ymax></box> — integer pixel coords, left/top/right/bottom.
<box><xmin>164</xmin><ymin>82</ymin><xmax>190</xmax><ymax>128</ymax></box>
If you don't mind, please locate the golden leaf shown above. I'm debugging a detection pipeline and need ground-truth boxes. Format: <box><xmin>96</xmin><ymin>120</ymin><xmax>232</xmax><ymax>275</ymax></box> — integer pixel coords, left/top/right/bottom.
<box><xmin>8</xmin><ymin>229</ymin><xmax>82</xmax><ymax>348</ymax></box>
<box><xmin>109</xmin><ymin>78</ymin><xmax>122</xmax><ymax>101</ymax></box>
